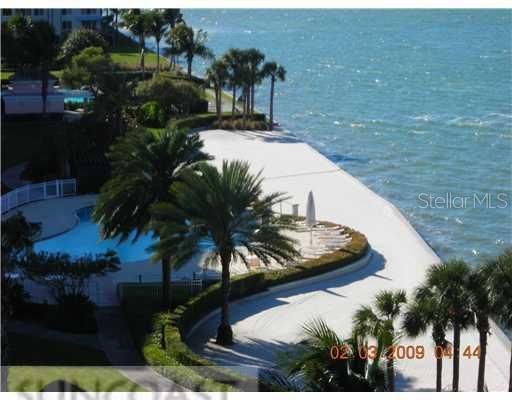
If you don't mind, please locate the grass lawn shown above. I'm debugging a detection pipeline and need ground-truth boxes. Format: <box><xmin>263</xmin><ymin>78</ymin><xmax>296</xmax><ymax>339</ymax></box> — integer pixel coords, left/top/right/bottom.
<box><xmin>8</xmin><ymin>333</ymin><xmax>146</xmax><ymax>392</ymax></box>
<box><xmin>111</xmin><ymin>33</ymin><xmax>169</xmax><ymax>71</ymax></box>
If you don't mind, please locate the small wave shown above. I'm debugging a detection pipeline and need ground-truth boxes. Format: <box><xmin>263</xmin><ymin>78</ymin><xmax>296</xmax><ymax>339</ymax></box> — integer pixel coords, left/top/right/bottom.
<box><xmin>333</xmin><ymin>120</ymin><xmax>341</xmax><ymax>125</ymax></box>
<box><xmin>412</xmin><ymin>114</ymin><xmax>433</xmax><ymax>122</ymax></box>
<box><xmin>350</xmin><ymin>123</ymin><xmax>365</xmax><ymax>128</ymax></box>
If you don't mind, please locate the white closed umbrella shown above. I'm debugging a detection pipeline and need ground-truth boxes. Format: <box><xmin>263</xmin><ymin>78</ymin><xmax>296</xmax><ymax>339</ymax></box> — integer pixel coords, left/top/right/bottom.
<box><xmin>305</xmin><ymin>191</ymin><xmax>316</xmax><ymax>245</ymax></box>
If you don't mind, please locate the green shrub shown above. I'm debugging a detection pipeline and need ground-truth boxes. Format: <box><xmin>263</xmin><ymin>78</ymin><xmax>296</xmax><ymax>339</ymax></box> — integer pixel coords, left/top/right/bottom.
<box><xmin>136</xmin><ymin>76</ymin><xmax>207</xmax><ymax>117</ymax></box>
<box><xmin>61</xmin><ymin>29</ymin><xmax>109</xmax><ymax>62</ymax></box>
<box><xmin>136</xmin><ymin>101</ymin><xmax>167</xmax><ymax>128</ymax></box>
<box><xmin>48</xmin><ymin>293</ymin><xmax>97</xmax><ymax>333</ymax></box>
<box><xmin>171</xmin><ymin>113</ymin><xmax>267</xmax><ymax>131</ymax></box>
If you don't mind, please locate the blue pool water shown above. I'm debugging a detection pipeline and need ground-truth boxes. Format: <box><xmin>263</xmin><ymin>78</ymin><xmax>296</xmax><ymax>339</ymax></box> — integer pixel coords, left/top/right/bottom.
<box><xmin>35</xmin><ymin>207</ymin><xmax>214</xmax><ymax>263</ymax></box>
<box><xmin>147</xmin><ymin>9</ymin><xmax>511</xmax><ymax>263</ymax></box>
<box><xmin>60</xmin><ymin>89</ymin><xmax>93</xmax><ymax>104</ymax></box>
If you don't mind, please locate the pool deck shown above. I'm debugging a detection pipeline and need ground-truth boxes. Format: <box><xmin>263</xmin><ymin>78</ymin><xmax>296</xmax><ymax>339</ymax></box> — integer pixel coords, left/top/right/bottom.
<box><xmin>3</xmin><ymin>194</ymin><xmax>97</xmax><ymax>240</ymax></box>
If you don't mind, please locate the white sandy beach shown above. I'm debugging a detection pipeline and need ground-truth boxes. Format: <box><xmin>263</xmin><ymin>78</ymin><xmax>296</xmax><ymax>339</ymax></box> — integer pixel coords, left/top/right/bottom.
<box><xmin>187</xmin><ymin>129</ymin><xmax>511</xmax><ymax>392</ymax></box>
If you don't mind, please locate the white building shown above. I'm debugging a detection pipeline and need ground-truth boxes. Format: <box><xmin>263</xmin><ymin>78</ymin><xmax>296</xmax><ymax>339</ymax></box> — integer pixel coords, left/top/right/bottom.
<box><xmin>1</xmin><ymin>9</ymin><xmax>102</xmax><ymax>37</ymax></box>
<box><xmin>1</xmin><ymin>74</ymin><xmax>64</xmax><ymax>115</ymax></box>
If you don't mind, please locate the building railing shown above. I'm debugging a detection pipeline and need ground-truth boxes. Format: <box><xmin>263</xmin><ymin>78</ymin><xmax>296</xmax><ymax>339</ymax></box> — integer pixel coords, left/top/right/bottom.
<box><xmin>1</xmin><ymin>178</ymin><xmax>77</xmax><ymax>214</ymax></box>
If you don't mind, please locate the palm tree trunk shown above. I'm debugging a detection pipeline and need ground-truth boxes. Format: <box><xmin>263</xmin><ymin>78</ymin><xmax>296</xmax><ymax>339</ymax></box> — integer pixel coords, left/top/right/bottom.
<box><xmin>156</xmin><ymin>40</ymin><xmax>160</xmax><ymax>74</ymax></box>
<box><xmin>232</xmin><ymin>86</ymin><xmax>236</xmax><ymax>117</ymax></box>
<box><xmin>386</xmin><ymin>349</ymin><xmax>395</xmax><ymax>391</ymax></box>
<box><xmin>187</xmin><ymin>55</ymin><xmax>193</xmax><ymax>80</ymax></box>
<box><xmin>161</xmin><ymin>255</ymin><xmax>171</xmax><ymax>309</ymax></box>
<box><xmin>114</xmin><ymin>14</ymin><xmax>118</xmax><ymax>48</ymax></box>
<box><xmin>216</xmin><ymin>87</ymin><xmax>222</xmax><ymax>125</ymax></box>
<box><xmin>453</xmin><ymin>322</ymin><xmax>461</xmax><ymax>392</ymax></box>
<box><xmin>436</xmin><ymin>355</ymin><xmax>443</xmax><ymax>392</ymax></box>
<box><xmin>250</xmin><ymin>83</ymin><xmax>255</xmax><ymax>115</ymax></box>
<box><xmin>269</xmin><ymin>77</ymin><xmax>275</xmax><ymax>130</ymax></box>
<box><xmin>41</xmin><ymin>66</ymin><xmax>48</xmax><ymax>115</ymax></box>
<box><xmin>139</xmin><ymin>35</ymin><xmax>145</xmax><ymax>73</ymax></box>
<box><xmin>477</xmin><ymin>324</ymin><xmax>488</xmax><ymax>391</ymax></box>
<box><xmin>216</xmin><ymin>250</ymin><xmax>233</xmax><ymax>345</ymax></box>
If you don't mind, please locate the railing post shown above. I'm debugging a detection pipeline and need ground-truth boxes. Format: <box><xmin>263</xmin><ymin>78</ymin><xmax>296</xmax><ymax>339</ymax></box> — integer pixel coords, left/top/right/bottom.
<box><xmin>43</xmin><ymin>181</ymin><xmax>46</xmax><ymax>199</ymax></box>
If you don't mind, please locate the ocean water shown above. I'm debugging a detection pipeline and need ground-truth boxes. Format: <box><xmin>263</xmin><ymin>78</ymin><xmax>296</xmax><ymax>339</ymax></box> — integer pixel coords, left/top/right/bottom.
<box><xmin>156</xmin><ymin>10</ymin><xmax>512</xmax><ymax>263</ymax></box>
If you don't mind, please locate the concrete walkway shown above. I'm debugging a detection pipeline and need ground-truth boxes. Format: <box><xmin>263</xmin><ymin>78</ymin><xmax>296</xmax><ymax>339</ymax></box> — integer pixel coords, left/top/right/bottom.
<box><xmin>95</xmin><ymin>307</ymin><xmax>187</xmax><ymax>392</ymax></box>
<box><xmin>3</xmin><ymin>195</ymin><xmax>96</xmax><ymax>239</ymax></box>
<box><xmin>186</xmin><ymin>129</ymin><xmax>510</xmax><ymax>392</ymax></box>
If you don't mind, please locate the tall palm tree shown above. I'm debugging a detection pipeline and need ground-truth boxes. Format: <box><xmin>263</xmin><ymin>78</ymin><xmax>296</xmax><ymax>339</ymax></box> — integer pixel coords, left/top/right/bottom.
<box><xmin>93</xmin><ymin>73</ymin><xmax>134</xmax><ymax>138</ymax></box>
<box><xmin>353</xmin><ymin>290</ymin><xmax>407</xmax><ymax>392</ymax></box>
<box><xmin>205</xmin><ymin>59</ymin><xmax>229</xmax><ymax>125</ymax></box>
<box><xmin>92</xmin><ymin>128</ymin><xmax>211</xmax><ymax>309</ymax></box>
<box><xmin>29</xmin><ymin>21</ymin><xmax>59</xmax><ymax>115</ymax></box>
<box><xmin>485</xmin><ymin>249</ymin><xmax>512</xmax><ymax>391</ymax></box>
<box><xmin>222</xmin><ymin>48</ymin><xmax>244</xmax><ymax>116</ymax></box>
<box><xmin>425</xmin><ymin>260</ymin><xmax>473</xmax><ymax>392</ymax></box>
<box><xmin>244</xmin><ymin>48</ymin><xmax>265</xmax><ymax>115</ymax></box>
<box><xmin>166</xmin><ymin>24</ymin><xmax>213</xmax><ymax>80</ymax></box>
<box><xmin>121</xmin><ymin>9</ymin><xmax>150</xmax><ymax>73</ymax></box>
<box><xmin>262</xmin><ymin>62</ymin><xmax>286</xmax><ymax>130</ymax></box>
<box><xmin>147</xmin><ymin>10</ymin><xmax>167</xmax><ymax>74</ymax></box>
<box><xmin>150</xmin><ymin>160</ymin><xmax>300</xmax><ymax>345</ymax></box>
<box><xmin>403</xmin><ymin>285</ymin><xmax>450</xmax><ymax>392</ymax></box>
<box><xmin>467</xmin><ymin>264</ymin><xmax>495</xmax><ymax>392</ymax></box>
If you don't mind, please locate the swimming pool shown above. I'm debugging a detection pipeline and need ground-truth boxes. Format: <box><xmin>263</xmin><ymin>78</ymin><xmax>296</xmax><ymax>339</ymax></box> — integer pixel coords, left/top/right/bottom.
<box><xmin>34</xmin><ymin>206</ymin><xmax>214</xmax><ymax>263</ymax></box>
<box><xmin>60</xmin><ymin>89</ymin><xmax>93</xmax><ymax>104</ymax></box>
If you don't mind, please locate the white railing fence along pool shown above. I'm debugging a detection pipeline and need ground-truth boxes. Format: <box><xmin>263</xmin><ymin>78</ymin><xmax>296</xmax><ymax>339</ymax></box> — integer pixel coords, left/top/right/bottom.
<box><xmin>1</xmin><ymin>178</ymin><xmax>77</xmax><ymax>214</ymax></box>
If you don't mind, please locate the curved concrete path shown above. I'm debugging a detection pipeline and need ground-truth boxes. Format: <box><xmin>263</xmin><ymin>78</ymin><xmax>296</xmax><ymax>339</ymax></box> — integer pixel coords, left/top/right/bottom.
<box><xmin>187</xmin><ymin>129</ymin><xmax>510</xmax><ymax>392</ymax></box>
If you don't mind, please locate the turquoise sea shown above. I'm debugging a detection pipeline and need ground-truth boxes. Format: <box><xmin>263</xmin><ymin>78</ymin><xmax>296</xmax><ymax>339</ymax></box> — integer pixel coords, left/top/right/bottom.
<box><xmin>158</xmin><ymin>10</ymin><xmax>512</xmax><ymax>263</ymax></box>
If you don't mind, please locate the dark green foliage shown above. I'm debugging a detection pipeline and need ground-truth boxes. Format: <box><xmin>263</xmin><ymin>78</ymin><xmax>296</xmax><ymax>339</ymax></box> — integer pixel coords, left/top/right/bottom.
<box><xmin>171</xmin><ymin>112</ymin><xmax>266</xmax><ymax>130</ymax></box>
<box><xmin>60</xmin><ymin>29</ymin><xmax>109</xmax><ymax>63</ymax></box>
<box><xmin>49</xmin><ymin>293</ymin><xmax>97</xmax><ymax>333</ymax></box>
<box><xmin>136</xmin><ymin>101</ymin><xmax>167</xmax><ymax>128</ymax></box>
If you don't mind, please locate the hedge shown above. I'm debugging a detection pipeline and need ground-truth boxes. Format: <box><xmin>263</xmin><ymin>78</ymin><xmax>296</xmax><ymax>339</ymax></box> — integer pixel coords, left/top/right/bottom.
<box><xmin>141</xmin><ymin>223</ymin><xmax>369</xmax><ymax>391</ymax></box>
<box><xmin>170</xmin><ymin>112</ymin><xmax>266</xmax><ymax>131</ymax></box>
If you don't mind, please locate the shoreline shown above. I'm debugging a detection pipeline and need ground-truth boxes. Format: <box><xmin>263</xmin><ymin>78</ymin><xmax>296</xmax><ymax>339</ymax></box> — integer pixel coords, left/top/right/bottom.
<box><xmin>188</xmin><ymin>128</ymin><xmax>510</xmax><ymax>391</ymax></box>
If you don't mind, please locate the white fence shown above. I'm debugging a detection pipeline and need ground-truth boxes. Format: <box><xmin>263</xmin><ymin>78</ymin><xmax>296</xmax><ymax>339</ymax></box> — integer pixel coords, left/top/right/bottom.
<box><xmin>1</xmin><ymin>178</ymin><xmax>77</xmax><ymax>214</ymax></box>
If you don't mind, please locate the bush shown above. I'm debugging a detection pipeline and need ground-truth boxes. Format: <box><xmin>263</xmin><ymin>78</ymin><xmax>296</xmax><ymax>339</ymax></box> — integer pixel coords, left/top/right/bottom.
<box><xmin>136</xmin><ymin>76</ymin><xmax>207</xmax><ymax>117</ymax></box>
<box><xmin>136</xmin><ymin>101</ymin><xmax>167</xmax><ymax>128</ymax></box>
<box><xmin>48</xmin><ymin>293</ymin><xmax>97</xmax><ymax>333</ymax></box>
<box><xmin>171</xmin><ymin>113</ymin><xmax>267</xmax><ymax>131</ymax></box>
<box><xmin>61</xmin><ymin>29</ymin><xmax>109</xmax><ymax>62</ymax></box>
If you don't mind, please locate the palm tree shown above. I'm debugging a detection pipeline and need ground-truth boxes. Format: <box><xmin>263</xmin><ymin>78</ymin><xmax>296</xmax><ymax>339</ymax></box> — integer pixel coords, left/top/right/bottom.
<box><xmin>278</xmin><ymin>318</ymin><xmax>380</xmax><ymax>391</ymax></box>
<box><xmin>245</xmin><ymin>48</ymin><xmax>265</xmax><ymax>115</ymax></box>
<box><xmin>466</xmin><ymin>264</ymin><xmax>496</xmax><ymax>392</ymax></box>
<box><xmin>110</xmin><ymin>8</ymin><xmax>120</xmax><ymax>48</ymax></box>
<box><xmin>121</xmin><ymin>9</ymin><xmax>150</xmax><ymax>73</ymax></box>
<box><xmin>205</xmin><ymin>59</ymin><xmax>229</xmax><ymax>125</ymax></box>
<box><xmin>92</xmin><ymin>128</ymin><xmax>211</xmax><ymax>309</ymax></box>
<box><xmin>93</xmin><ymin>73</ymin><xmax>134</xmax><ymax>138</ymax></box>
<box><xmin>166</xmin><ymin>24</ymin><xmax>213</xmax><ymax>79</ymax></box>
<box><xmin>262</xmin><ymin>62</ymin><xmax>286</xmax><ymax>130</ymax></box>
<box><xmin>403</xmin><ymin>285</ymin><xmax>450</xmax><ymax>392</ymax></box>
<box><xmin>222</xmin><ymin>48</ymin><xmax>244</xmax><ymax>116</ymax></box>
<box><xmin>425</xmin><ymin>260</ymin><xmax>474</xmax><ymax>392</ymax></box>
<box><xmin>147</xmin><ymin>10</ymin><xmax>167</xmax><ymax>74</ymax></box>
<box><xmin>29</xmin><ymin>21</ymin><xmax>59</xmax><ymax>115</ymax></box>
<box><xmin>353</xmin><ymin>290</ymin><xmax>407</xmax><ymax>392</ymax></box>
<box><xmin>150</xmin><ymin>160</ymin><xmax>300</xmax><ymax>345</ymax></box>
<box><xmin>484</xmin><ymin>249</ymin><xmax>512</xmax><ymax>391</ymax></box>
